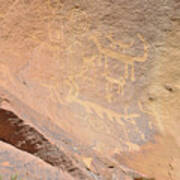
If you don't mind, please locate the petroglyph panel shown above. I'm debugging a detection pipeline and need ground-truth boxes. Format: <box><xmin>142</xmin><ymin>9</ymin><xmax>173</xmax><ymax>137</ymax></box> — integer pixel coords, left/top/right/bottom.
<box><xmin>0</xmin><ymin>0</ymin><xmax>157</xmax><ymax>154</ymax></box>
<box><xmin>17</xmin><ymin>19</ymin><xmax>153</xmax><ymax>152</ymax></box>
<box><xmin>21</xmin><ymin>28</ymin><xmax>154</xmax><ymax>152</ymax></box>
<box><xmin>1</xmin><ymin>0</ymin><xmax>179</xmax><ymax>179</ymax></box>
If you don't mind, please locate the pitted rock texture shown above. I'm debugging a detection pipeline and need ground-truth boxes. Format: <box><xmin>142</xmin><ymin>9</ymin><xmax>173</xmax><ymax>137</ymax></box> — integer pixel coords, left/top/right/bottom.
<box><xmin>0</xmin><ymin>0</ymin><xmax>179</xmax><ymax>179</ymax></box>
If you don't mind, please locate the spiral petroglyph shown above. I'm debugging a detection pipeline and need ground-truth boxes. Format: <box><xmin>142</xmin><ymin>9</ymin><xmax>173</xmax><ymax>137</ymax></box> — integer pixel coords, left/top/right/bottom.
<box><xmin>67</xmin><ymin>8</ymin><xmax>90</xmax><ymax>35</ymax></box>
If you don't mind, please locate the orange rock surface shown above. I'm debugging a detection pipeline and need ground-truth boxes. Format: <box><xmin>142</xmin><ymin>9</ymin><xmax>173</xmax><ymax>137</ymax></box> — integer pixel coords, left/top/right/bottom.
<box><xmin>0</xmin><ymin>0</ymin><xmax>179</xmax><ymax>179</ymax></box>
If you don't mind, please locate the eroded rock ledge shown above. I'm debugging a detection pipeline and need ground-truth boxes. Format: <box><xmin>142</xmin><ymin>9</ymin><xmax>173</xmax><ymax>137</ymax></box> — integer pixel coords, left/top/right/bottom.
<box><xmin>0</xmin><ymin>106</ymin><xmax>155</xmax><ymax>180</ymax></box>
<box><xmin>0</xmin><ymin>108</ymin><xmax>91</xmax><ymax>179</ymax></box>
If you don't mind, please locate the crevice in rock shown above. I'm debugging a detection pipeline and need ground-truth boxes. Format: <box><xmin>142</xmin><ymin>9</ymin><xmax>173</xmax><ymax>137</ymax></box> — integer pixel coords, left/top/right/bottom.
<box><xmin>108</xmin><ymin>165</ymin><xmax>114</xmax><ymax>169</ymax></box>
<box><xmin>134</xmin><ymin>177</ymin><xmax>155</xmax><ymax>180</ymax></box>
<box><xmin>0</xmin><ymin>108</ymin><xmax>89</xmax><ymax>179</ymax></box>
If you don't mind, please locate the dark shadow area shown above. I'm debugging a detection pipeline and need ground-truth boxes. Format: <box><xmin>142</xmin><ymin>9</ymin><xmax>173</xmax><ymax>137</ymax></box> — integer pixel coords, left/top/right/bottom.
<box><xmin>134</xmin><ymin>177</ymin><xmax>155</xmax><ymax>180</ymax></box>
<box><xmin>0</xmin><ymin>108</ymin><xmax>88</xmax><ymax>179</ymax></box>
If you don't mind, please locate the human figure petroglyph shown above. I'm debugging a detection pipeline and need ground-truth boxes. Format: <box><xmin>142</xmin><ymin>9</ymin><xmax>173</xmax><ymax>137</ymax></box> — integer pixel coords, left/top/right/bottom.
<box><xmin>89</xmin><ymin>33</ymin><xmax>148</xmax><ymax>81</ymax></box>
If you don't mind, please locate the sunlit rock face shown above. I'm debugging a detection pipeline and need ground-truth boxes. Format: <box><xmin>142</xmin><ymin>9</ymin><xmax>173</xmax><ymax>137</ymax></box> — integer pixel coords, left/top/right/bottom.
<box><xmin>0</xmin><ymin>0</ymin><xmax>179</xmax><ymax>179</ymax></box>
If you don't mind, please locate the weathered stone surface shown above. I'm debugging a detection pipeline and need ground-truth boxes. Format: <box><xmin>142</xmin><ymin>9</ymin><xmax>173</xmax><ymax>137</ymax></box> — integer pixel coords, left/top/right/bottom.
<box><xmin>0</xmin><ymin>0</ymin><xmax>179</xmax><ymax>179</ymax></box>
<box><xmin>0</xmin><ymin>141</ymin><xmax>74</xmax><ymax>180</ymax></box>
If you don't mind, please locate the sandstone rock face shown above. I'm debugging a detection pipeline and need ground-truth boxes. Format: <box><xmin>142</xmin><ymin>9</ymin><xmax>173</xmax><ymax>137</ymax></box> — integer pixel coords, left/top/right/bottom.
<box><xmin>0</xmin><ymin>0</ymin><xmax>179</xmax><ymax>179</ymax></box>
<box><xmin>0</xmin><ymin>141</ymin><xmax>74</xmax><ymax>180</ymax></box>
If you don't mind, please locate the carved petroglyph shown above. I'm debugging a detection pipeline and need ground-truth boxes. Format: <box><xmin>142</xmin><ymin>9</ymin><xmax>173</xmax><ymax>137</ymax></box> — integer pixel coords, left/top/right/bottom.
<box><xmin>105</xmin><ymin>75</ymin><xmax>126</xmax><ymax>103</ymax></box>
<box><xmin>78</xmin><ymin>101</ymin><xmax>143</xmax><ymax>150</ymax></box>
<box><xmin>89</xmin><ymin>33</ymin><xmax>148</xmax><ymax>81</ymax></box>
<box><xmin>65</xmin><ymin>93</ymin><xmax>146</xmax><ymax>146</ymax></box>
<box><xmin>67</xmin><ymin>33</ymin><xmax>149</xmax><ymax>103</ymax></box>
<box><xmin>67</xmin><ymin>95</ymin><xmax>123</xmax><ymax>125</ymax></box>
<box><xmin>2</xmin><ymin>0</ymin><xmax>89</xmax><ymax>61</ymax></box>
<box><xmin>102</xmin><ymin>64</ymin><xmax>126</xmax><ymax>103</ymax></box>
<box><xmin>67</xmin><ymin>8</ymin><xmax>90</xmax><ymax>35</ymax></box>
<box><xmin>54</xmin><ymin>32</ymin><xmax>149</xmax><ymax>107</ymax></box>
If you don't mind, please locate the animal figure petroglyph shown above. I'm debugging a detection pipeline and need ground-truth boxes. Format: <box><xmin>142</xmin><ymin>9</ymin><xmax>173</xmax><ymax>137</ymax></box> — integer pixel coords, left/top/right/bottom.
<box><xmin>66</xmin><ymin>92</ymin><xmax>140</xmax><ymax>127</ymax></box>
<box><xmin>80</xmin><ymin>54</ymin><xmax>126</xmax><ymax>102</ymax></box>
<box><xmin>89</xmin><ymin>34</ymin><xmax>148</xmax><ymax>81</ymax></box>
<box><xmin>65</xmin><ymin>93</ymin><xmax>142</xmax><ymax>150</ymax></box>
